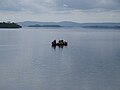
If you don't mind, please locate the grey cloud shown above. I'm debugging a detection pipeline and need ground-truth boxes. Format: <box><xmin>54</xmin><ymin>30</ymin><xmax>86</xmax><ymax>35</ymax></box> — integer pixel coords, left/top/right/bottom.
<box><xmin>55</xmin><ymin>0</ymin><xmax>95</xmax><ymax>9</ymax></box>
<box><xmin>0</xmin><ymin>0</ymin><xmax>120</xmax><ymax>12</ymax></box>
<box><xmin>0</xmin><ymin>0</ymin><xmax>21</xmax><ymax>11</ymax></box>
<box><xmin>19</xmin><ymin>0</ymin><xmax>56</xmax><ymax>12</ymax></box>
<box><xmin>55</xmin><ymin>0</ymin><xmax>120</xmax><ymax>10</ymax></box>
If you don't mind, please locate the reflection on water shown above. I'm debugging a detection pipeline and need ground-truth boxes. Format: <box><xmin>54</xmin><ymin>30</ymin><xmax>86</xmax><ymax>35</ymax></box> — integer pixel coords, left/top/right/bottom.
<box><xmin>51</xmin><ymin>45</ymin><xmax>68</xmax><ymax>50</ymax></box>
<box><xmin>0</xmin><ymin>28</ymin><xmax>120</xmax><ymax>90</ymax></box>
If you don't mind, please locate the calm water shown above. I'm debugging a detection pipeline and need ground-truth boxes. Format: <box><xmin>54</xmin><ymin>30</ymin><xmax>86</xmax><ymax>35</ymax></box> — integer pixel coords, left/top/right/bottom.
<box><xmin>0</xmin><ymin>28</ymin><xmax>120</xmax><ymax>90</ymax></box>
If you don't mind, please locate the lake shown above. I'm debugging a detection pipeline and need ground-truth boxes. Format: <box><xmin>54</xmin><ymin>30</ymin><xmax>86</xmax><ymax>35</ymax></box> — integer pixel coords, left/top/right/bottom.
<box><xmin>0</xmin><ymin>28</ymin><xmax>120</xmax><ymax>90</ymax></box>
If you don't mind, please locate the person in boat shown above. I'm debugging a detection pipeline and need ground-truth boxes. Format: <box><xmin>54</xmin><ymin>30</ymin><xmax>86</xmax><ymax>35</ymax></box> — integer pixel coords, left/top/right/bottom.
<box><xmin>58</xmin><ymin>40</ymin><xmax>64</xmax><ymax>45</ymax></box>
<box><xmin>64</xmin><ymin>41</ymin><xmax>67</xmax><ymax>45</ymax></box>
<box><xmin>52</xmin><ymin>40</ymin><xmax>56</xmax><ymax>45</ymax></box>
<box><xmin>52</xmin><ymin>40</ymin><xmax>68</xmax><ymax>46</ymax></box>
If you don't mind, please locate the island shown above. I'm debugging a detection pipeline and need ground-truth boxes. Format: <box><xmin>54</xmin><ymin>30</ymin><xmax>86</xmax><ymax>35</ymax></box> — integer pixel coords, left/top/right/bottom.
<box><xmin>82</xmin><ymin>25</ymin><xmax>120</xmax><ymax>29</ymax></box>
<box><xmin>28</xmin><ymin>24</ymin><xmax>62</xmax><ymax>27</ymax></box>
<box><xmin>0</xmin><ymin>22</ymin><xmax>22</xmax><ymax>28</ymax></box>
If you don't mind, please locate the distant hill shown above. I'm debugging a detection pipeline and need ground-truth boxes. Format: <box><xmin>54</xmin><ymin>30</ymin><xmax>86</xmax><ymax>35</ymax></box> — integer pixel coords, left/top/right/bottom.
<box><xmin>0</xmin><ymin>22</ymin><xmax>22</xmax><ymax>28</ymax></box>
<box><xmin>28</xmin><ymin>24</ymin><xmax>61</xmax><ymax>27</ymax></box>
<box><xmin>57</xmin><ymin>21</ymin><xmax>81</xmax><ymax>27</ymax></box>
<box><xmin>81</xmin><ymin>23</ymin><xmax>120</xmax><ymax>29</ymax></box>
<box><xmin>18</xmin><ymin>21</ymin><xmax>120</xmax><ymax>29</ymax></box>
<box><xmin>18</xmin><ymin>21</ymin><xmax>81</xmax><ymax>27</ymax></box>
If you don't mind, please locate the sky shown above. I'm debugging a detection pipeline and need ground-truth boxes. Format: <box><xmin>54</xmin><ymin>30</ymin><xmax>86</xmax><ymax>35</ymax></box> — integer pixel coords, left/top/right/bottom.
<box><xmin>0</xmin><ymin>0</ymin><xmax>120</xmax><ymax>23</ymax></box>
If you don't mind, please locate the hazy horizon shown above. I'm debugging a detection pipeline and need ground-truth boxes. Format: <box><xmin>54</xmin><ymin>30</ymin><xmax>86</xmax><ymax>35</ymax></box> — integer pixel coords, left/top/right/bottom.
<box><xmin>1</xmin><ymin>21</ymin><xmax>120</xmax><ymax>24</ymax></box>
<box><xmin>18</xmin><ymin>21</ymin><xmax>120</xmax><ymax>23</ymax></box>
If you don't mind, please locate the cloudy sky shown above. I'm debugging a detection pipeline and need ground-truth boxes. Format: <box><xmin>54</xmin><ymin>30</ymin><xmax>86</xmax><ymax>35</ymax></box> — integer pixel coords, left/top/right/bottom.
<box><xmin>0</xmin><ymin>0</ymin><xmax>120</xmax><ymax>22</ymax></box>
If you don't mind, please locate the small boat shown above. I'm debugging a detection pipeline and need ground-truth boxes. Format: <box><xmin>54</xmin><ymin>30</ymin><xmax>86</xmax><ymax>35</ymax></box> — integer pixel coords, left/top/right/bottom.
<box><xmin>52</xmin><ymin>40</ymin><xmax>68</xmax><ymax>46</ymax></box>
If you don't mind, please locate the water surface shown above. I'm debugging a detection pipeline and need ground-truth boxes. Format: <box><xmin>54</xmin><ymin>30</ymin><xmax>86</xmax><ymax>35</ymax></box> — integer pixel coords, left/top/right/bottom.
<box><xmin>0</xmin><ymin>28</ymin><xmax>120</xmax><ymax>90</ymax></box>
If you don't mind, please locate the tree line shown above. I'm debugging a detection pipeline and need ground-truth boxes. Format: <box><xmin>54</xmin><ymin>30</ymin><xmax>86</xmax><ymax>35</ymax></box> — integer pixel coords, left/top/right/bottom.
<box><xmin>0</xmin><ymin>22</ymin><xmax>22</xmax><ymax>28</ymax></box>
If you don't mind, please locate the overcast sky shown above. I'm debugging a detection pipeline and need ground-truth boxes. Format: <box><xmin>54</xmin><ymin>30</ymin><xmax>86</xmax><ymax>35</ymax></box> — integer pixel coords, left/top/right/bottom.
<box><xmin>0</xmin><ymin>0</ymin><xmax>120</xmax><ymax>22</ymax></box>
